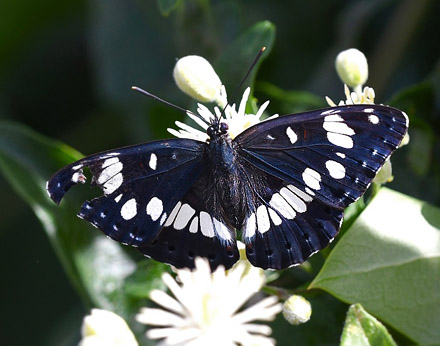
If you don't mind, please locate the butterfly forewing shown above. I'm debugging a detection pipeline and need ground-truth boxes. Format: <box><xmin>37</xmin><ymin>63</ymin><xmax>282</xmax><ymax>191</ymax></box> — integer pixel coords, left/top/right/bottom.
<box><xmin>235</xmin><ymin>104</ymin><xmax>408</xmax><ymax>268</ymax></box>
<box><xmin>47</xmin><ymin>139</ymin><xmax>206</xmax><ymax>246</ymax></box>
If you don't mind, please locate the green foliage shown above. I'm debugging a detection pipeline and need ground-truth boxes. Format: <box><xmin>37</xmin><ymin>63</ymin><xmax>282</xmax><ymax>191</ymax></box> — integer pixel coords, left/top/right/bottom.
<box><xmin>341</xmin><ymin>304</ymin><xmax>397</xmax><ymax>346</ymax></box>
<box><xmin>311</xmin><ymin>188</ymin><xmax>440</xmax><ymax>345</ymax></box>
<box><xmin>1</xmin><ymin>1</ymin><xmax>439</xmax><ymax>345</ymax></box>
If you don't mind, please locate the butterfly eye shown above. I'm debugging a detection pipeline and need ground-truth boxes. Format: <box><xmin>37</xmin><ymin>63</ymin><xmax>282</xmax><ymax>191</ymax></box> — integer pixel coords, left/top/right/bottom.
<box><xmin>207</xmin><ymin>126</ymin><xmax>215</xmax><ymax>137</ymax></box>
<box><xmin>220</xmin><ymin>122</ymin><xmax>229</xmax><ymax>134</ymax></box>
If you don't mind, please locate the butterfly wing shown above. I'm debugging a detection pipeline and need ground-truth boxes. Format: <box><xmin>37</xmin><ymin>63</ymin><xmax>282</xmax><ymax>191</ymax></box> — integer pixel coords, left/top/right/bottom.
<box><xmin>138</xmin><ymin>172</ymin><xmax>240</xmax><ymax>270</ymax></box>
<box><xmin>47</xmin><ymin>139</ymin><xmax>206</xmax><ymax>247</ymax></box>
<box><xmin>235</xmin><ymin>104</ymin><xmax>408</xmax><ymax>269</ymax></box>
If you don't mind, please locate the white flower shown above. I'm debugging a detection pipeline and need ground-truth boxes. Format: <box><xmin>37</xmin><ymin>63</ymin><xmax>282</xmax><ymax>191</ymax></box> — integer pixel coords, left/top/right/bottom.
<box><xmin>282</xmin><ymin>295</ymin><xmax>312</xmax><ymax>325</ymax></box>
<box><xmin>173</xmin><ymin>55</ymin><xmax>223</xmax><ymax>105</ymax></box>
<box><xmin>79</xmin><ymin>309</ymin><xmax>138</xmax><ymax>346</ymax></box>
<box><xmin>335</xmin><ymin>48</ymin><xmax>369</xmax><ymax>90</ymax></box>
<box><xmin>136</xmin><ymin>257</ymin><xmax>282</xmax><ymax>346</ymax></box>
<box><xmin>326</xmin><ymin>84</ymin><xmax>375</xmax><ymax>107</ymax></box>
<box><xmin>168</xmin><ymin>87</ymin><xmax>278</xmax><ymax>141</ymax></box>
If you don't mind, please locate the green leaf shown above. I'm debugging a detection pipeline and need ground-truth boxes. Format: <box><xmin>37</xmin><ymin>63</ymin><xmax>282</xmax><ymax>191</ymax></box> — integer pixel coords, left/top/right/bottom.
<box><xmin>310</xmin><ymin>187</ymin><xmax>440</xmax><ymax>345</ymax></box>
<box><xmin>157</xmin><ymin>0</ymin><xmax>181</xmax><ymax>16</ymax></box>
<box><xmin>256</xmin><ymin>81</ymin><xmax>326</xmax><ymax>114</ymax></box>
<box><xmin>0</xmin><ymin>121</ymin><xmax>162</xmax><ymax>320</ymax></box>
<box><xmin>341</xmin><ymin>304</ymin><xmax>397</xmax><ymax>346</ymax></box>
<box><xmin>215</xmin><ymin>21</ymin><xmax>276</xmax><ymax>97</ymax></box>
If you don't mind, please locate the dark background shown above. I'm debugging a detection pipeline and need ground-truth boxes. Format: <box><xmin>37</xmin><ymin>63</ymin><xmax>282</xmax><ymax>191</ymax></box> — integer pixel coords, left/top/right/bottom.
<box><xmin>0</xmin><ymin>1</ymin><xmax>438</xmax><ymax>345</ymax></box>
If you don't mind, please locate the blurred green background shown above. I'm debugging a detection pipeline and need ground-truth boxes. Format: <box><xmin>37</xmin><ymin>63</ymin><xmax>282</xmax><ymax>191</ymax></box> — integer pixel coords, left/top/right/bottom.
<box><xmin>0</xmin><ymin>1</ymin><xmax>439</xmax><ymax>345</ymax></box>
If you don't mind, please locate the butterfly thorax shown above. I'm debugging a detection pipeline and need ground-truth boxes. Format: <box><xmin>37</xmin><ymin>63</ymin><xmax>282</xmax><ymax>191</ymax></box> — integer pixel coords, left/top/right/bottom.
<box><xmin>206</xmin><ymin>127</ymin><xmax>251</xmax><ymax>229</ymax></box>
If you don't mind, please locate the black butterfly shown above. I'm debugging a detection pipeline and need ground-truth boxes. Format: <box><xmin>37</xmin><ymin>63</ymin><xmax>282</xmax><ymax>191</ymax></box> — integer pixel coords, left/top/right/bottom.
<box><xmin>47</xmin><ymin>103</ymin><xmax>408</xmax><ymax>270</ymax></box>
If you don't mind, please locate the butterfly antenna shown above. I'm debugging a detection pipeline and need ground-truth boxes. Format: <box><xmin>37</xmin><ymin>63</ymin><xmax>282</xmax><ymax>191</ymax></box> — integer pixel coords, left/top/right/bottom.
<box><xmin>131</xmin><ymin>86</ymin><xmax>202</xmax><ymax>120</ymax></box>
<box><xmin>216</xmin><ymin>46</ymin><xmax>266</xmax><ymax>124</ymax></box>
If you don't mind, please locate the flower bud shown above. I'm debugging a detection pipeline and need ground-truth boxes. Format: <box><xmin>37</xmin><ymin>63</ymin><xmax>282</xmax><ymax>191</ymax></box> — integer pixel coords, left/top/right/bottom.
<box><xmin>373</xmin><ymin>158</ymin><xmax>393</xmax><ymax>185</ymax></box>
<box><xmin>335</xmin><ymin>49</ymin><xmax>369</xmax><ymax>88</ymax></box>
<box><xmin>173</xmin><ymin>55</ymin><xmax>222</xmax><ymax>104</ymax></box>
<box><xmin>79</xmin><ymin>309</ymin><xmax>138</xmax><ymax>346</ymax></box>
<box><xmin>282</xmin><ymin>295</ymin><xmax>312</xmax><ymax>325</ymax></box>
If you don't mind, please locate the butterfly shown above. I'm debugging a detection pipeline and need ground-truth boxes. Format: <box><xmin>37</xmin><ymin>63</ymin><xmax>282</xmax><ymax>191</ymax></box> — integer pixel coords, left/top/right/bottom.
<box><xmin>46</xmin><ymin>101</ymin><xmax>408</xmax><ymax>271</ymax></box>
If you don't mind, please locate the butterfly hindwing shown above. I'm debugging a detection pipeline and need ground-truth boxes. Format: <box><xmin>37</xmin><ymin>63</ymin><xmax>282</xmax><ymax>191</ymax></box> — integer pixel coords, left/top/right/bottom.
<box><xmin>242</xmin><ymin>175</ymin><xmax>342</xmax><ymax>269</ymax></box>
<box><xmin>138</xmin><ymin>176</ymin><xmax>240</xmax><ymax>270</ymax></box>
<box><xmin>235</xmin><ymin>104</ymin><xmax>408</xmax><ymax>268</ymax></box>
<box><xmin>47</xmin><ymin>139</ymin><xmax>206</xmax><ymax>247</ymax></box>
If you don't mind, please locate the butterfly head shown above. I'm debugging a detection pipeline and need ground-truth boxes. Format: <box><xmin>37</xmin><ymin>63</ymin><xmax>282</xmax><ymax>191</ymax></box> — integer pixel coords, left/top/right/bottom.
<box><xmin>207</xmin><ymin>121</ymin><xmax>229</xmax><ymax>139</ymax></box>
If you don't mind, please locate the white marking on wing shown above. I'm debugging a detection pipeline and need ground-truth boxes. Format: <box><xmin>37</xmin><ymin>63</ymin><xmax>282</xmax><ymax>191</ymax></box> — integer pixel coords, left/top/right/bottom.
<box><xmin>173</xmin><ymin>203</ymin><xmax>196</xmax><ymax>230</ymax></box>
<box><xmin>326</xmin><ymin>160</ymin><xmax>346</xmax><ymax>179</ymax></box>
<box><xmin>287</xmin><ymin>184</ymin><xmax>313</xmax><ymax>203</ymax></box>
<box><xmin>302</xmin><ymin>168</ymin><xmax>321</xmax><ymax>190</ymax></box>
<box><xmin>103</xmin><ymin>173</ymin><xmax>123</xmax><ymax>194</ymax></box>
<box><xmin>269</xmin><ymin>193</ymin><xmax>296</xmax><ymax>219</ymax></box>
<box><xmin>256</xmin><ymin>205</ymin><xmax>270</xmax><ymax>234</ymax></box>
<box><xmin>244</xmin><ymin>213</ymin><xmax>256</xmax><ymax>238</ymax></box>
<box><xmin>146</xmin><ymin>197</ymin><xmax>163</xmax><ymax>222</ymax></box>
<box><xmin>164</xmin><ymin>202</ymin><xmax>181</xmax><ymax>227</ymax></box>
<box><xmin>268</xmin><ymin>208</ymin><xmax>282</xmax><ymax>226</ymax></box>
<box><xmin>286</xmin><ymin>127</ymin><xmax>298</xmax><ymax>144</ymax></box>
<box><xmin>149</xmin><ymin>153</ymin><xmax>157</xmax><ymax>170</ymax></box>
<box><xmin>189</xmin><ymin>216</ymin><xmax>198</xmax><ymax>233</ymax></box>
<box><xmin>327</xmin><ymin>132</ymin><xmax>354</xmax><ymax>148</ymax></box>
<box><xmin>121</xmin><ymin>198</ymin><xmax>137</xmax><ymax>220</ymax></box>
<box><xmin>213</xmin><ymin>218</ymin><xmax>232</xmax><ymax>241</ymax></box>
<box><xmin>200</xmin><ymin>212</ymin><xmax>215</xmax><ymax>238</ymax></box>
<box><xmin>368</xmin><ymin>114</ymin><xmax>379</xmax><ymax>124</ymax></box>
<box><xmin>280</xmin><ymin>187</ymin><xmax>307</xmax><ymax>213</ymax></box>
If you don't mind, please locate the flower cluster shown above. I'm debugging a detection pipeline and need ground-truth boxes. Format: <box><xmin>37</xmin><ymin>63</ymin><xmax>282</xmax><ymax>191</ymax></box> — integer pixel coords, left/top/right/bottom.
<box><xmin>136</xmin><ymin>257</ymin><xmax>282</xmax><ymax>346</ymax></box>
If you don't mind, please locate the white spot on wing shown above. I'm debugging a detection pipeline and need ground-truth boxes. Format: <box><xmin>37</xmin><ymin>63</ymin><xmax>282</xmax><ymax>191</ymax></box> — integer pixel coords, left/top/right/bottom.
<box><xmin>269</xmin><ymin>193</ymin><xmax>296</xmax><ymax>219</ymax></box>
<box><xmin>159</xmin><ymin>213</ymin><xmax>167</xmax><ymax>226</ymax></box>
<box><xmin>287</xmin><ymin>185</ymin><xmax>313</xmax><ymax>203</ymax></box>
<box><xmin>165</xmin><ymin>202</ymin><xmax>181</xmax><ymax>227</ymax></box>
<box><xmin>327</xmin><ymin>132</ymin><xmax>354</xmax><ymax>148</ymax></box>
<box><xmin>121</xmin><ymin>198</ymin><xmax>137</xmax><ymax>220</ymax></box>
<box><xmin>213</xmin><ymin>218</ymin><xmax>232</xmax><ymax>241</ymax></box>
<box><xmin>200</xmin><ymin>212</ymin><xmax>215</xmax><ymax>238</ymax></box>
<box><xmin>326</xmin><ymin>160</ymin><xmax>346</xmax><ymax>179</ymax></box>
<box><xmin>189</xmin><ymin>216</ymin><xmax>198</xmax><ymax>233</ymax></box>
<box><xmin>286</xmin><ymin>127</ymin><xmax>298</xmax><ymax>144</ymax></box>
<box><xmin>302</xmin><ymin>168</ymin><xmax>322</xmax><ymax>190</ymax></box>
<box><xmin>368</xmin><ymin>114</ymin><xmax>379</xmax><ymax>124</ymax></box>
<box><xmin>244</xmin><ymin>213</ymin><xmax>256</xmax><ymax>238</ymax></box>
<box><xmin>72</xmin><ymin>164</ymin><xmax>83</xmax><ymax>170</ymax></box>
<box><xmin>103</xmin><ymin>173</ymin><xmax>123</xmax><ymax>194</ymax></box>
<box><xmin>102</xmin><ymin>157</ymin><xmax>119</xmax><ymax>168</ymax></box>
<box><xmin>256</xmin><ymin>205</ymin><xmax>270</xmax><ymax>234</ymax></box>
<box><xmin>114</xmin><ymin>194</ymin><xmax>123</xmax><ymax>203</ymax></box>
<box><xmin>280</xmin><ymin>187</ymin><xmax>307</xmax><ymax>213</ymax></box>
<box><xmin>149</xmin><ymin>153</ymin><xmax>157</xmax><ymax>170</ymax></box>
<box><xmin>98</xmin><ymin>158</ymin><xmax>123</xmax><ymax>185</ymax></box>
<box><xmin>146</xmin><ymin>197</ymin><xmax>163</xmax><ymax>222</ymax></box>
<box><xmin>324</xmin><ymin>113</ymin><xmax>344</xmax><ymax>121</ymax></box>
<box><xmin>268</xmin><ymin>208</ymin><xmax>282</xmax><ymax>225</ymax></box>
<box><xmin>363</xmin><ymin>108</ymin><xmax>375</xmax><ymax>113</ymax></box>
<box><xmin>173</xmin><ymin>203</ymin><xmax>195</xmax><ymax>230</ymax></box>
<box><xmin>336</xmin><ymin>152</ymin><xmax>346</xmax><ymax>159</ymax></box>
<box><xmin>323</xmin><ymin>121</ymin><xmax>355</xmax><ymax>136</ymax></box>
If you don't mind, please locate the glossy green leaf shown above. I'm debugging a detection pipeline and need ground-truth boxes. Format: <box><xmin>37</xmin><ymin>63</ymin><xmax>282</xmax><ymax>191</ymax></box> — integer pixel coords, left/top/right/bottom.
<box><xmin>310</xmin><ymin>187</ymin><xmax>440</xmax><ymax>345</ymax></box>
<box><xmin>215</xmin><ymin>21</ymin><xmax>276</xmax><ymax>97</ymax></box>
<box><xmin>341</xmin><ymin>304</ymin><xmax>397</xmax><ymax>346</ymax></box>
<box><xmin>157</xmin><ymin>0</ymin><xmax>181</xmax><ymax>16</ymax></box>
<box><xmin>256</xmin><ymin>81</ymin><xmax>325</xmax><ymax>114</ymax></box>
<box><xmin>0</xmin><ymin>121</ymin><xmax>161</xmax><ymax>319</ymax></box>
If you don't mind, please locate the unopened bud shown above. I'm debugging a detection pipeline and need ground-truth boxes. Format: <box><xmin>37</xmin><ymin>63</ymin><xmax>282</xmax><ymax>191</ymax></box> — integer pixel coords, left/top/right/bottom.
<box><xmin>173</xmin><ymin>55</ymin><xmax>222</xmax><ymax>104</ymax></box>
<box><xmin>335</xmin><ymin>49</ymin><xmax>369</xmax><ymax>88</ymax></box>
